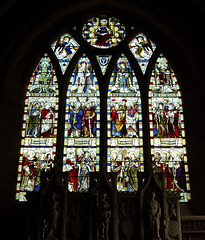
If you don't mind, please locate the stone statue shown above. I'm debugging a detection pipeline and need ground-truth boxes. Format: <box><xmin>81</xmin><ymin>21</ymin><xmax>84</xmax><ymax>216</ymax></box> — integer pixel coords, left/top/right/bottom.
<box><xmin>97</xmin><ymin>193</ymin><xmax>111</xmax><ymax>240</ymax></box>
<box><xmin>121</xmin><ymin>202</ymin><xmax>134</xmax><ymax>240</ymax></box>
<box><xmin>169</xmin><ymin>201</ymin><xmax>177</xmax><ymax>220</ymax></box>
<box><xmin>147</xmin><ymin>192</ymin><xmax>161</xmax><ymax>240</ymax></box>
<box><xmin>44</xmin><ymin>192</ymin><xmax>61</xmax><ymax>240</ymax></box>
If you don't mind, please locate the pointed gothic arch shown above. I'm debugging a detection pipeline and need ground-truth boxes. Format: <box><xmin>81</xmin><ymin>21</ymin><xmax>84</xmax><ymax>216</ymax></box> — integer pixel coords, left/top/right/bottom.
<box><xmin>148</xmin><ymin>54</ymin><xmax>190</xmax><ymax>202</ymax></box>
<box><xmin>63</xmin><ymin>53</ymin><xmax>100</xmax><ymax>192</ymax></box>
<box><xmin>107</xmin><ymin>53</ymin><xmax>143</xmax><ymax>192</ymax></box>
<box><xmin>16</xmin><ymin>53</ymin><xmax>59</xmax><ymax>201</ymax></box>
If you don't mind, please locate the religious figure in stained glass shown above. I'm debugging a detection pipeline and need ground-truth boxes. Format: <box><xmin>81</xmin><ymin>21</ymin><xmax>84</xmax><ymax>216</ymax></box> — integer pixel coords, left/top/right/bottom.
<box><xmin>65</xmin><ymin>148</ymin><xmax>96</xmax><ymax>191</ymax></box>
<box><xmin>149</xmin><ymin>54</ymin><xmax>190</xmax><ymax>202</ymax></box>
<box><xmin>67</xmin><ymin>98</ymin><xmax>97</xmax><ymax>138</ymax></box>
<box><xmin>110</xmin><ymin>60</ymin><xmax>137</xmax><ymax>94</ymax></box>
<box><xmin>51</xmin><ymin>33</ymin><xmax>80</xmax><ymax>74</ymax></box>
<box><xmin>16</xmin><ymin>54</ymin><xmax>59</xmax><ymax>201</ymax></box>
<box><xmin>27</xmin><ymin>101</ymin><xmax>55</xmax><ymax>138</ymax></box>
<box><xmin>30</xmin><ymin>55</ymin><xmax>56</xmax><ymax>93</ymax></box>
<box><xmin>107</xmin><ymin>54</ymin><xmax>143</xmax><ymax>192</ymax></box>
<box><xmin>64</xmin><ymin>54</ymin><xmax>100</xmax><ymax>192</ymax></box>
<box><xmin>129</xmin><ymin>33</ymin><xmax>156</xmax><ymax>74</ymax></box>
<box><xmin>110</xmin><ymin>98</ymin><xmax>139</xmax><ymax>138</ymax></box>
<box><xmin>82</xmin><ymin>16</ymin><xmax>126</xmax><ymax>49</ymax></box>
<box><xmin>69</xmin><ymin>58</ymin><xmax>96</xmax><ymax>94</ymax></box>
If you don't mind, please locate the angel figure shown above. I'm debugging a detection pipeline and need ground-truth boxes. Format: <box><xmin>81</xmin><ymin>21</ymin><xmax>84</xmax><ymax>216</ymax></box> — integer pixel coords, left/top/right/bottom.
<box><xmin>130</xmin><ymin>35</ymin><xmax>153</xmax><ymax>59</ymax></box>
<box><xmin>54</xmin><ymin>35</ymin><xmax>78</xmax><ymax>59</ymax></box>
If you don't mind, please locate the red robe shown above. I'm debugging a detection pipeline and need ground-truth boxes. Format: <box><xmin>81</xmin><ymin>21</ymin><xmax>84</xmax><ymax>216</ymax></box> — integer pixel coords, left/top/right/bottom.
<box><xmin>165</xmin><ymin>166</ymin><xmax>172</xmax><ymax>189</ymax></box>
<box><xmin>66</xmin><ymin>159</ymin><xmax>78</xmax><ymax>190</ymax></box>
<box><xmin>82</xmin><ymin>107</ymin><xmax>96</xmax><ymax>136</ymax></box>
<box><xmin>174</xmin><ymin>111</ymin><xmax>181</xmax><ymax>137</ymax></box>
<box><xmin>40</xmin><ymin>108</ymin><xmax>53</xmax><ymax>137</ymax></box>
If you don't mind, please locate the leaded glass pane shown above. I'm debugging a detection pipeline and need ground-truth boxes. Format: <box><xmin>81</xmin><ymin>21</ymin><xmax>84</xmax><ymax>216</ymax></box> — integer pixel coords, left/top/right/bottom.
<box><xmin>149</xmin><ymin>54</ymin><xmax>190</xmax><ymax>202</ymax></box>
<box><xmin>63</xmin><ymin>54</ymin><xmax>100</xmax><ymax>192</ymax></box>
<box><xmin>16</xmin><ymin>54</ymin><xmax>59</xmax><ymax>201</ymax></box>
<box><xmin>82</xmin><ymin>16</ymin><xmax>126</xmax><ymax>49</ymax></box>
<box><xmin>96</xmin><ymin>55</ymin><xmax>111</xmax><ymax>75</ymax></box>
<box><xmin>51</xmin><ymin>33</ymin><xmax>80</xmax><ymax>74</ymax></box>
<box><xmin>129</xmin><ymin>33</ymin><xmax>156</xmax><ymax>74</ymax></box>
<box><xmin>107</xmin><ymin>54</ymin><xmax>143</xmax><ymax>192</ymax></box>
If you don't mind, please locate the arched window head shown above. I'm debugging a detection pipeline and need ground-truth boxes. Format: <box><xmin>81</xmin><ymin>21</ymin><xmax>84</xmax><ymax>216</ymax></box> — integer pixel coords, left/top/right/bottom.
<box><xmin>149</xmin><ymin>54</ymin><xmax>190</xmax><ymax>202</ymax></box>
<box><xmin>107</xmin><ymin>53</ymin><xmax>143</xmax><ymax>192</ymax></box>
<box><xmin>16</xmin><ymin>53</ymin><xmax>59</xmax><ymax>201</ymax></box>
<box><xmin>63</xmin><ymin>54</ymin><xmax>100</xmax><ymax>192</ymax></box>
<box><xmin>129</xmin><ymin>33</ymin><xmax>156</xmax><ymax>74</ymax></box>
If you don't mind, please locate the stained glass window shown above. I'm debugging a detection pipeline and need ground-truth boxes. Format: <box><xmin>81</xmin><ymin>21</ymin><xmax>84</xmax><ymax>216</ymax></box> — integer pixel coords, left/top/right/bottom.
<box><xmin>107</xmin><ymin>54</ymin><xmax>143</xmax><ymax>192</ymax></box>
<box><xmin>129</xmin><ymin>33</ymin><xmax>156</xmax><ymax>74</ymax></box>
<box><xmin>16</xmin><ymin>54</ymin><xmax>59</xmax><ymax>201</ymax></box>
<box><xmin>149</xmin><ymin>54</ymin><xmax>190</xmax><ymax>202</ymax></box>
<box><xmin>16</xmin><ymin>16</ymin><xmax>191</xmax><ymax>202</ymax></box>
<box><xmin>82</xmin><ymin>16</ymin><xmax>126</xmax><ymax>49</ymax></box>
<box><xmin>63</xmin><ymin>54</ymin><xmax>100</xmax><ymax>192</ymax></box>
<box><xmin>96</xmin><ymin>55</ymin><xmax>112</xmax><ymax>75</ymax></box>
<box><xmin>51</xmin><ymin>33</ymin><xmax>80</xmax><ymax>74</ymax></box>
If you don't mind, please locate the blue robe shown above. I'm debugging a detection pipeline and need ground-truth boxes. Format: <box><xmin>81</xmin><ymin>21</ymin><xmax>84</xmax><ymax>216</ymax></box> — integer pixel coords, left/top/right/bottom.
<box><xmin>69</xmin><ymin>109</ymin><xmax>83</xmax><ymax>134</ymax></box>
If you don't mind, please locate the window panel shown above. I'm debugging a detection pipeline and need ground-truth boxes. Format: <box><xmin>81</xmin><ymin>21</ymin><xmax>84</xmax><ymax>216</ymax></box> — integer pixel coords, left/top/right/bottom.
<box><xmin>149</xmin><ymin>54</ymin><xmax>190</xmax><ymax>202</ymax></box>
<box><xmin>16</xmin><ymin>53</ymin><xmax>59</xmax><ymax>201</ymax></box>
<box><xmin>63</xmin><ymin>54</ymin><xmax>100</xmax><ymax>192</ymax></box>
<box><xmin>107</xmin><ymin>54</ymin><xmax>143</xmax><ymax>192</ymax></box>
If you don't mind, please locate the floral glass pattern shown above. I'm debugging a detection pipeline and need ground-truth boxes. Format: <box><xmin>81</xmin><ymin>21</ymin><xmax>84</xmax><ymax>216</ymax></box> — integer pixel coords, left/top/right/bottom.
<box><xmin>16</xmin><ymin>54</ymin><xmax>59</xmax><ymax>201</ymax></box>
<box><xmin>82</xmin><ymin>16</ymin><xmax>126</xmax><ymax>49</ymax></box>
<box><xmin>63</xmin><ymin>54</ymin><xmax>100</xmax><ymax>192</ymax></box>
<box><xmin>107</xmin><ymin>54</ymin><xmax>143</xmax><ymax>192</ymax></box>
<box><xmin>149</xmin><ymin>54</ymin><xmax>190</xmax><ymax>202</ymax></box>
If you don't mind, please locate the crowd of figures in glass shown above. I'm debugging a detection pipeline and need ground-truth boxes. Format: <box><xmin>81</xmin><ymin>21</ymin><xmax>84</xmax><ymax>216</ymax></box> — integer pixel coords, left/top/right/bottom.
<box><xmin>82</xmin><ymin>16</ymin><xmax>126</xmax><ymax>49</ymax></box>
<box><xmin>107</xmin><ymin>54</ymin><xmax>143</xmax><ymax>192</ymax></box>
<box><xmin>149</xmin><ymin>54</ymin><xmax>190</xmax><ymax>201</ymax></box>
<box><xmin>16</xmin><ymin>54</ymin><xmax>59</xmax><ymax>201</ymax></box>
<box><xmin>51</xmin><ymin>33</ymin><xmax>80</xmax><ymax>74</ymax></box>
<box><xmin>63</xmin><ymin>54</ymin><xmax>100</xmax><ymax>192</ymax></box>
<box><xmin>129</xmin><ymin>33</ymin><xmax>156</xmax><ymax>74</ymax></box>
